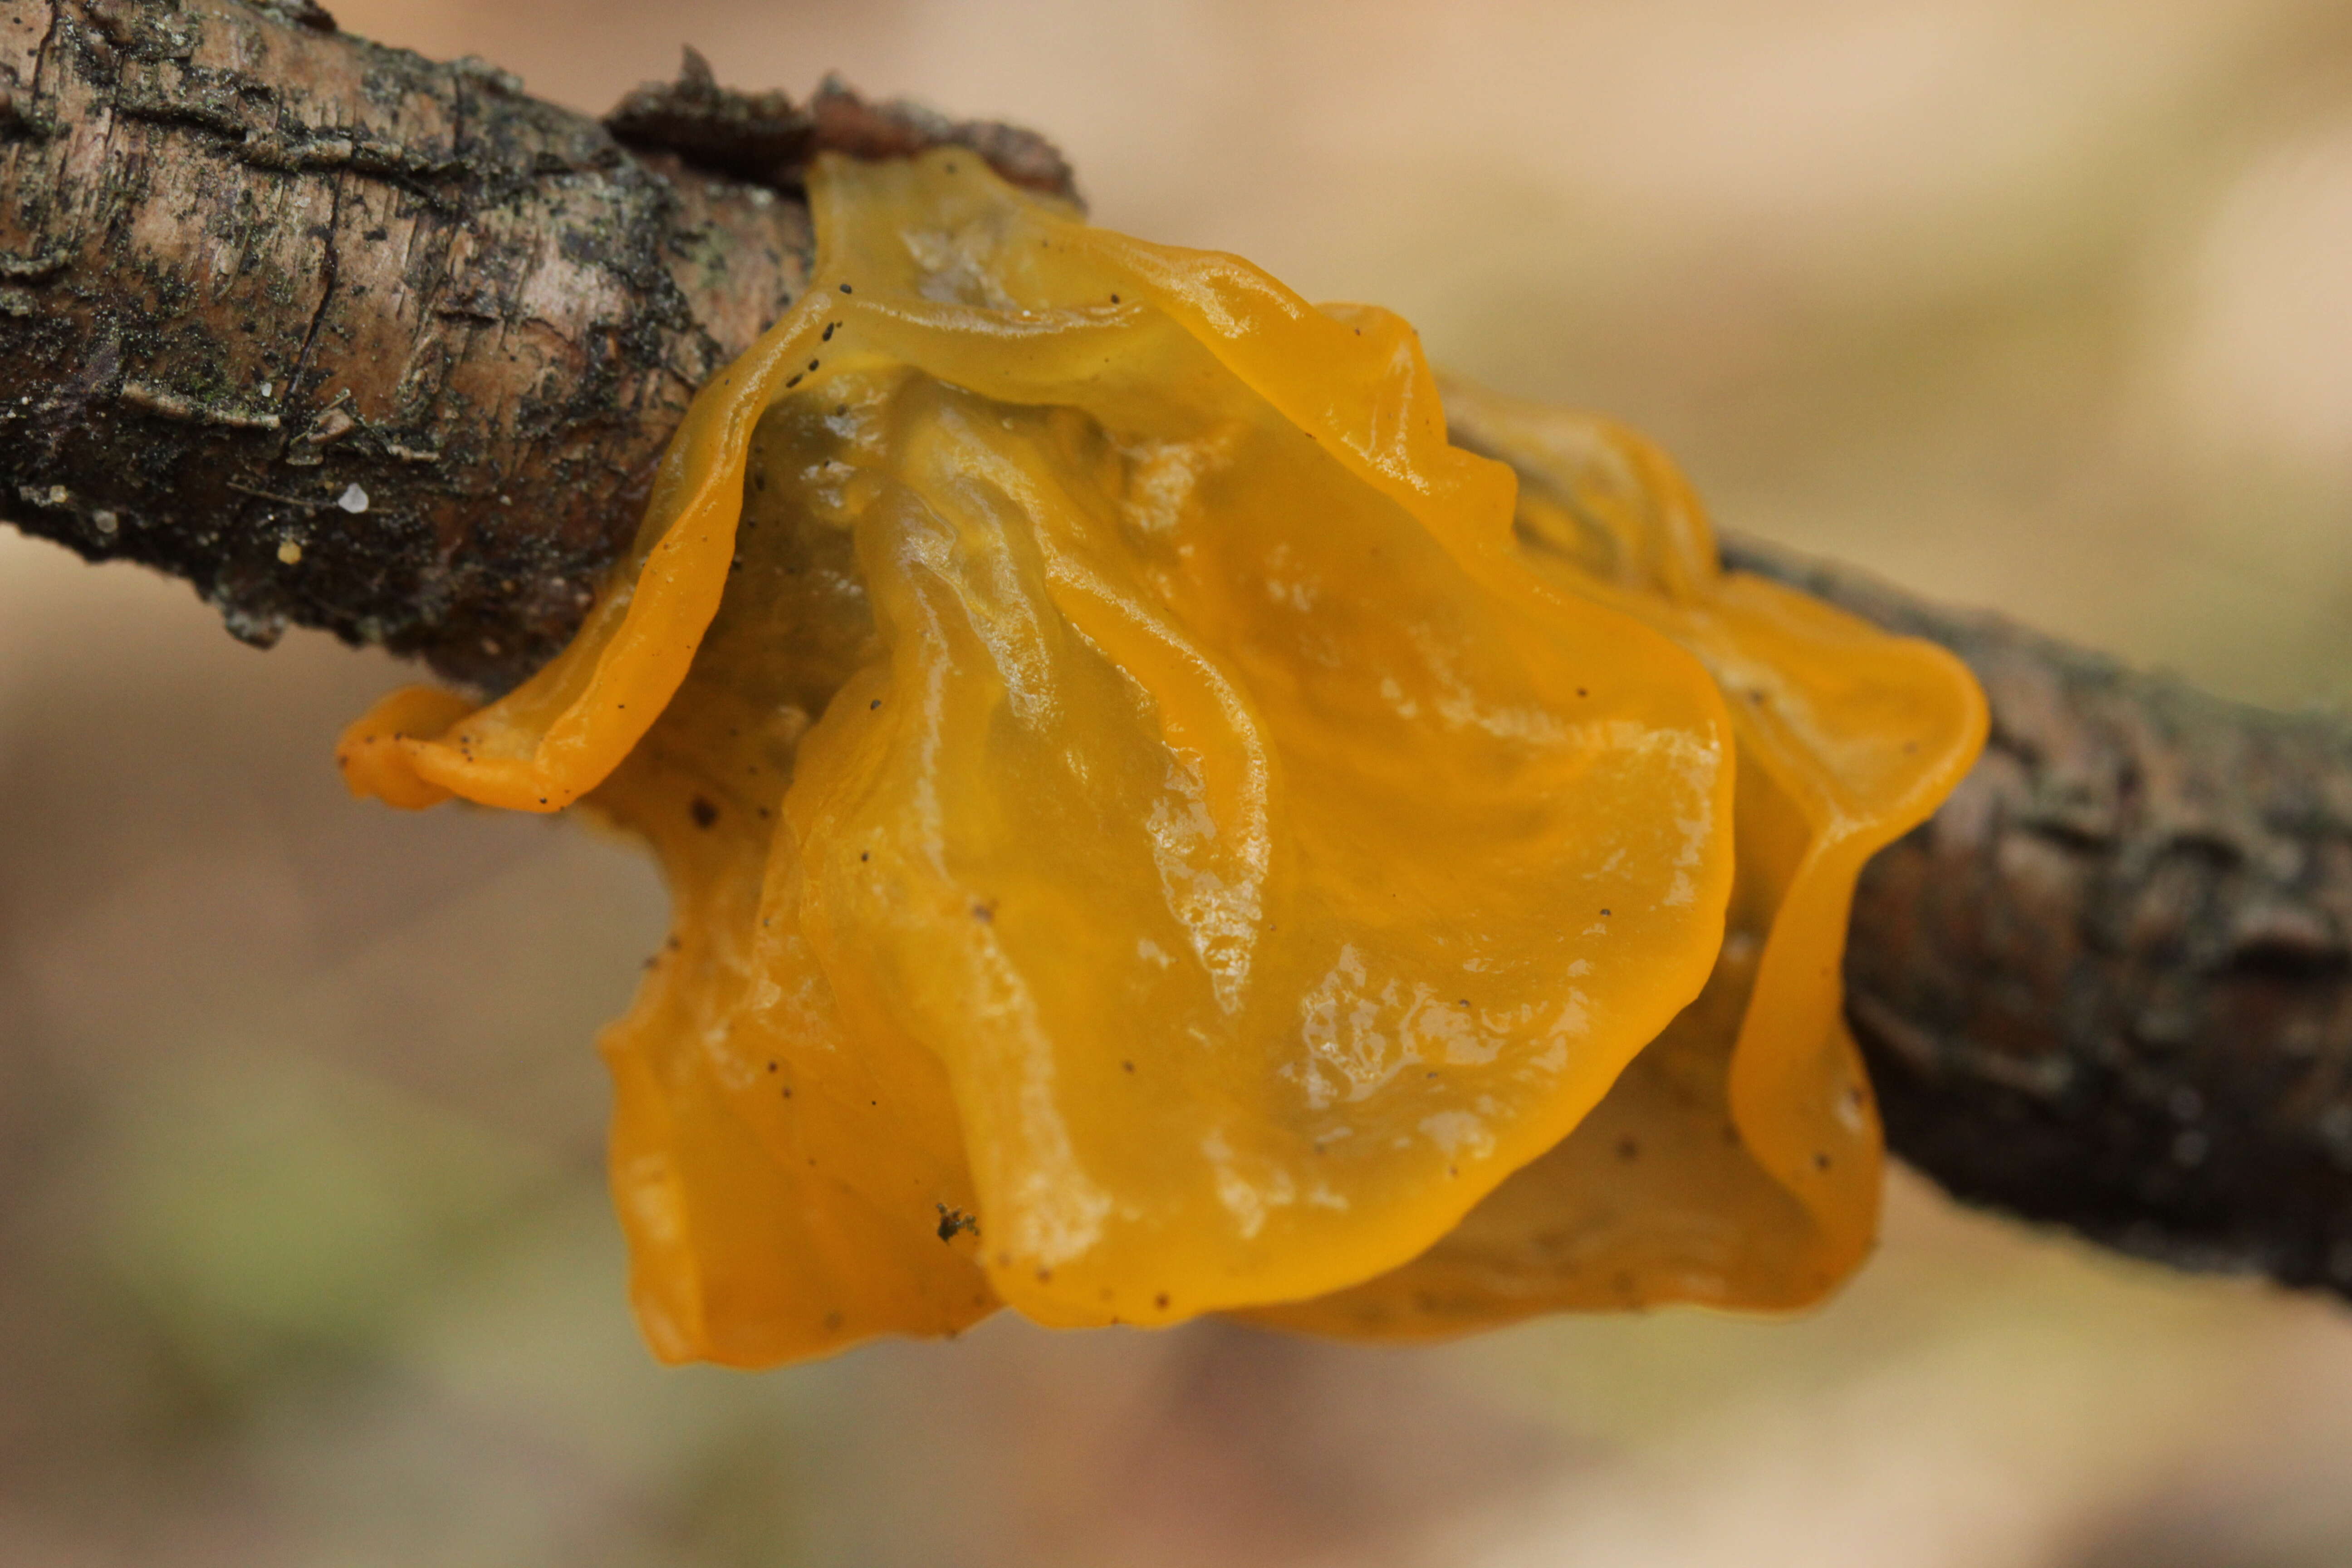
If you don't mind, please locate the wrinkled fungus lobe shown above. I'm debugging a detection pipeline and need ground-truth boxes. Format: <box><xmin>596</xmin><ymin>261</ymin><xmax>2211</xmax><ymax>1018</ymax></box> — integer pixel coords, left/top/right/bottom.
<box><xmin>341</xmin><ymin>150</ymin><xmax>1985</xmax><ymax>1366</ymax></box>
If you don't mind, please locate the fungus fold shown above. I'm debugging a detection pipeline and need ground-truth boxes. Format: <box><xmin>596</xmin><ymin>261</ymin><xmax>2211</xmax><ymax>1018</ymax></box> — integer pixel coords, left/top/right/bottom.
<box><xmin>340</xmin><ymin>150</ymin><xmax>1985</xmax><ymax>1366</ymax></box>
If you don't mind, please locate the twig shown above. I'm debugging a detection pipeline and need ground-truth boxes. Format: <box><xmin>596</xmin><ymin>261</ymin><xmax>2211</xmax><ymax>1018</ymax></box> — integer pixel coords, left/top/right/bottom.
<box><xmin>3</xmin><ymin>0</ymin><xmax>2345</xmax><ymax>1303</ymax></box>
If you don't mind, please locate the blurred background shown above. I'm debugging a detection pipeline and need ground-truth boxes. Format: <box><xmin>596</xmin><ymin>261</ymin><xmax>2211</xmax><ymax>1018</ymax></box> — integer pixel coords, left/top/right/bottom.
<box><xmin>7</xmin><ymin>0</ymin><xmax>2352</xmax><ymax>1562</ymax></box>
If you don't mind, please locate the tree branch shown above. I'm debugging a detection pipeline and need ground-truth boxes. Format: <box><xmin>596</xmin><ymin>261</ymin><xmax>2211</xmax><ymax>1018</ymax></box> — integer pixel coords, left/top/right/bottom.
<box><xmin>1729</xmin><ymin>539</ymin><xmax>2352</xmax><ymax>1298</ymax></box>
<box><xmin>0</xmin><ymin>0</ymin><xmax>1068</xmax><ymax>686</ymax></box>
<box><xmin>8</xmin><ymin>0</ymin><xmax>2348</xmax><ymax>1303</ymax></box>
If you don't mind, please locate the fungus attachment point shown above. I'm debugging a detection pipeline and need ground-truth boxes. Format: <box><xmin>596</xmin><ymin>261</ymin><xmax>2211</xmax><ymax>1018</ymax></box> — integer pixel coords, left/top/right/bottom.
<box><xmin>340</xmin><ymin>151</ymin><xmax>1981</xmax><ymax>1365</ymax></box>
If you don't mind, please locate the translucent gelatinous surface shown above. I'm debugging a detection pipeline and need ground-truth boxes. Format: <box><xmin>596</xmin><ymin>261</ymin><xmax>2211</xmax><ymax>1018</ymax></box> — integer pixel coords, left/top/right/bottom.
<box><xmin>1253</xmin><ymin>387</ymin><xmax>1987</xmax><ymax>1334</ymax></box>
<box><xmin>340</xmin><ymin>149</ymin><xmax>1979</xmax><ymax>1365</ymax></box>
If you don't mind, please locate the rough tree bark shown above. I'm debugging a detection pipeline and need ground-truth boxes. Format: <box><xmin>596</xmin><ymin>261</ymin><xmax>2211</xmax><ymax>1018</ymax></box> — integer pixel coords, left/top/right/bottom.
<box><xmin>7</xmin><ymin>0</ymin><xmax>2351</xmax><ymax>1304</ymax></box>
<box><xmin>1732</xmin><ymin>540</ymin><xmax>2352</xmax><ymax>1298</ymax></box>
<box><xmin>0</xmin><ymin>0</ymin><xmax>1069</xmax><ymax>687</ymax></box>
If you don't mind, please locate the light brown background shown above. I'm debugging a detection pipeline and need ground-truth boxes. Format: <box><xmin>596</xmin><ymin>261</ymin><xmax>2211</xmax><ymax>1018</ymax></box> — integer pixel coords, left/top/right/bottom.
<box><xmin>6</xmin><ymin>1</ymin><xmax>2352</xmax><ymax>1562</ymax></box>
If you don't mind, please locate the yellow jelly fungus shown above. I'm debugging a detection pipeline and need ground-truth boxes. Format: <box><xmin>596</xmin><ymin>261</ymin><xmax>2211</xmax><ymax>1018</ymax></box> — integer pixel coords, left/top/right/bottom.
<box><xmin>339</xmin><ymin>148</ymin><xmax>1983</xmax><ymax>1366</ymax></box>
<box><xmin>1250</xmin><ymin>386</ymin><xmax>1987</xmax><ymax>1335</ymax></box>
